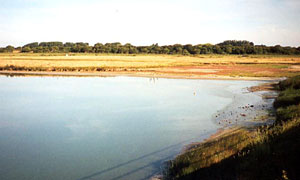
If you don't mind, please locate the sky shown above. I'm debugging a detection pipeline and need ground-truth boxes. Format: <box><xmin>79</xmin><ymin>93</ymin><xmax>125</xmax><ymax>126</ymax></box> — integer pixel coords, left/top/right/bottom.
<box><xmin>0</xmin><ymin>0</ymin><xmax>300</xmax><ymax>47</ymax></box>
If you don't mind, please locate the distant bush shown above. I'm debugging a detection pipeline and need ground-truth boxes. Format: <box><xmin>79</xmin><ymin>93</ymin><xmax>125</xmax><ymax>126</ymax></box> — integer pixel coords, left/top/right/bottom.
<box><xmin>274</xmin><ymin>76</ymin><xmax>300</xmax><ymax>122</ymax></box>
<box><xmin>278</xmin><ymin>76</ymin><xmax>300</xmax><ymax>90</ymax></box>
<box><xmin>276</xmin><ymin>105</ymin><xmax>300</xmax><ymax>122</ymax></box>
<box><xmin>274</xmin><ymin>89</ymin><xmax>300</xmax><ymax>108</ymax></box>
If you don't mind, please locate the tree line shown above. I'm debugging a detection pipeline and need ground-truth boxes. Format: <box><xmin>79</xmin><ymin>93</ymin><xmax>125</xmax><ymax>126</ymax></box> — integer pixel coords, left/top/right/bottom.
<box><xmin>0</xmin><ymin>40</ymin><xmax>300</xmax><ymax>55</ymax></box>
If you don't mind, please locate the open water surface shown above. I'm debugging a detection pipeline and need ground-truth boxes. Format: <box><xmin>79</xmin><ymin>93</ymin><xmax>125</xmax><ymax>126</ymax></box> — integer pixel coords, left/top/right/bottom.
<box><xmin>0</xmin><ymin>76</ymin><xmax>266</xmax><ymax>180</ymax></box>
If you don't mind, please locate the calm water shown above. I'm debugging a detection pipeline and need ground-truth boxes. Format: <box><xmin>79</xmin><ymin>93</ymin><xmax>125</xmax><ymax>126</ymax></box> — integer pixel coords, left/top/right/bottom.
<box><xmin>0</xmin><ymin>76</ymin><xmax>263</xmax><ymax>180</ymax></box>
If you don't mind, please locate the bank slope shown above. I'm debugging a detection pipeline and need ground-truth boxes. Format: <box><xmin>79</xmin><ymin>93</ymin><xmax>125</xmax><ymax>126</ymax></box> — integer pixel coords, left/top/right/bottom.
<box><xmin>166</xmin><ymin>76</ymin><xmax>300</xmax><ymax>180</ymax></box>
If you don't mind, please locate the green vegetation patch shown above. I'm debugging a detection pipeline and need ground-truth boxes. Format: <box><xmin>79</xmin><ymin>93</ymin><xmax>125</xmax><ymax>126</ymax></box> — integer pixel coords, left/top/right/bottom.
<box><xmin>166</xmin><ymin>128</ymin><xmax>252</xmax><ymax>178</ymax></box>
<box><xmin>278</xmin><ymin>75</ymin><xmax>300</xmax><ymax>90</ymax></box>
<box><xmin>274</xmin><ymin>88</ymin><xmax>300</xmax><ymax>108</ymax></box>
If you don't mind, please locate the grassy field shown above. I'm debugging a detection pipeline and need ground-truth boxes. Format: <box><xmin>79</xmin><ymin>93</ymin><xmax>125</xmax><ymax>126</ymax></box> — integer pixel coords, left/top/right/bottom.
<box><xmin>1</xmin><ymin>53</ymin><xmax>300</xmax><ymax>77</ymax></box>
<box><xmin>166</xmin><ymin>76</ymin><xmax>300</xmax><ymax>180</ymax></box>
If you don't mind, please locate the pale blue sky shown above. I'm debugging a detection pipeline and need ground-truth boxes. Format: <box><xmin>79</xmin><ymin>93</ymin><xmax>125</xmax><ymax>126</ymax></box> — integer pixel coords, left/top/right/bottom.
<box><xmin>0</xmin><ymin>0</ymin><xmax>300</xmax><ymax>47</ymax></box>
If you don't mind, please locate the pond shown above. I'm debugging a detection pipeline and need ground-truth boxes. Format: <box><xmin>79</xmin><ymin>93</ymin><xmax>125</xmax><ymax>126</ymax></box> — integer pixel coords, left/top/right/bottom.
<box><xmin>0</xmin><ymin>76</ymin><xmax>266</xmax><ymax>180</ymax></box>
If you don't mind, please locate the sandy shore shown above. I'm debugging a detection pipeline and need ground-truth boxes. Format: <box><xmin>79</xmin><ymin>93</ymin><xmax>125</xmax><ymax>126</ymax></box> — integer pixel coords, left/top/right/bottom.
<box><xmin>183</xmin><ymin>81</ymin><xmax>278</xmax><ymax>153</ymax></box>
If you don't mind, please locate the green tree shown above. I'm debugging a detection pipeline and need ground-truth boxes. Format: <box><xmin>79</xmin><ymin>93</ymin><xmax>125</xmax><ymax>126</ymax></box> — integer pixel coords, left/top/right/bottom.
<box><xmin>213</xmin><ymin>45</ymin><xmax>223</xmax><ymax>54</ymax></box>
<box><xmin>193</xmin><ymin>47</ymin><xmax>201</xmax><ymax>54</ymax></box>
<box><xmin>5</xmin><ymin>45</ymin><xmax>14</xmax><ymax>52</ymax></box>
<box><xmin>200</xmin><ymin>47</ymin><xmax>208</xmax><ymax>54</ymax></box>
<box><xmin>51</xmin><ymin>46</ymin><xmax>59</xmax><ymax>53</ymax></box>
<box><xmin>140</xmin><ymin>47</ymin><xmax>149</xmax><ymax>54</ymax></box>
<box><xmin>184</xmin><ymin>44</ymin><xmax>194</xmax><ymax>54</ymax></box>
<box><xmin>182</xmin><ymin>49</ymin><xmax>190</xmax><ymax>55</ymax></box>
<box><xmin>129</xmin><ymin>47</ymin><xmax>138</xmax><ymax>54</ymax></box>
<box><xmin>21</xmin><ymin>46</ymin><xmax>31</xmax><ymax>52</ymax></box>
<box><xmin>163</xmin><ymin>47</ymin><xmax>170</xmax><ymax>54</ymax></box>
<box><xmin>23</xmin><ymin>42</ymin><xmax>38</xmax><ymax>48</ymax></box>
<box><xmin>224</xmin><ymin>46</ymin><xmax>232</xmax><ymax>54</ymax></box>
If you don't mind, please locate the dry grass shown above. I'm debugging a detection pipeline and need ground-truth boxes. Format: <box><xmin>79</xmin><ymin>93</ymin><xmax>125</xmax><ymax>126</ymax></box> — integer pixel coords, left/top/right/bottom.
<box><xmin>1</xmin><ymin>53</ymin><xmax>300</xmax><ymax>78</ymax></box>
<box><xmin>1</xmin><ymin>53</ymin><xmax>300</xmax><ymax>69</ymax></box>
